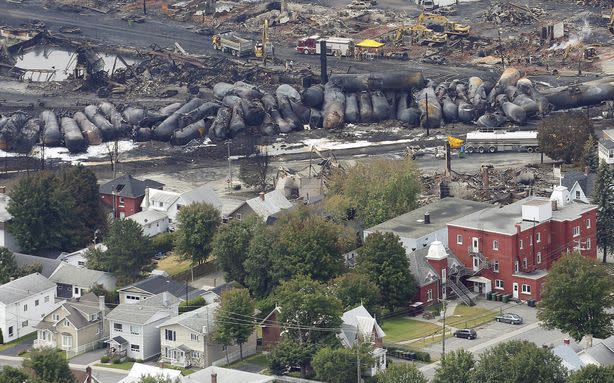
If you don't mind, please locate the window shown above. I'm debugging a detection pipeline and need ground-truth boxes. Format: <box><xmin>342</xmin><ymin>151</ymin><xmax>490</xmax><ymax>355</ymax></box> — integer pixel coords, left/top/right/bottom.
<box><xmin>23</xmin><ymin>304</ymin><xmax>27</xmax><ymax>312</ymax></box>
<box><xmin>236</xmin><ymin>213</ymin><xmax>242</xmax><ymax>221</ymax></box>
<box><xmin>130</xmin><ymin>325</ymin><xmax>140</xmax><ymax>335</ymax></box>
<box><xmin>522</xmin><ymin>284</ymin><xmax>532</xmax><ymax>294</ymax></box>
<box><xmin>126</xmin><ymin>295</ymin><xmax>141</xmax><ymax>302</ymax></box>
<box><xmin>74</xmin><ymin>287</ymin><xmax>80</xmax><ymax>295</ymax></box>
<box><xmin>586</xmin><ymin>219</ymin><xmax>591</xmax><ymax>229</ymax></box>
<box><xmin>22</xmin><ymin>320</ymin><xmax>28</xmax><ymax>328</ymax></box>
<box><xmin>537</xmin><ymin>252</ymin><xmax>542</xmax><ymax>264</ymax></box>
<box><xmin>114</xmin><ymin>323</ymin><xmax>123</xmax><ymax>332</ymax></box>
<box><xmin>586</xmin><ymin>238</ymin><xmax>591</xmax><ymax>250</ymax></box>
<box><xmin>441</xmin><ymin>268</ymin><xmax>447</xmax><ymax>283</ymax></box>
<box><xmin>575</xmin><ymin>190</ymin><xmax>581</xmax><ymax>199</ymax></box>
<box><xmin>35</xmin><ymin>299</ymin><xmax>39</xmax><ymax>307</ymax></box>
<box><xmin>63</xmin><ymin>319</ymin><xmax>70</xmax><ymax>327</ymax></box>
<box><xmin>536</xmin><ymin>232</ymin><xmax>541</xmax><ymax>243</ymax></box>
<box><xmin>492</xmin><ymin>260</ymin><xmax>499</xmax><ymax>273</ymax></box>
<box><xmin>492</xmin><ymin>240</ymin><xmax>499</xmax><ymax>251</ymax></box>
<box><xmin>119</xmin><ymin>197</ymin><xmax>125</xmax><ymax>207</ymax></box>
<box><xmin>514</xmin><ymin>261</ymin><xmax>519</xmax><ymax>273</ymax></box>
<box><xmin>530</xmin><ymin>236</ymin><xmax>533</xmax><ymax>246</ymax></box>
<box><xmin>610</xmin><ymin>149</ymin><xmax>614</xmax><ymax>159</ymax></box>
<box><xmin>495</xmin><ymin>279</ymin><xmax>504</xmax><ymax>289</ymax></box>
<box><xmin>456</xmin><ymin>234</ymin><xmax>463</xmax><ymax>245</ymax></box>
<box><xmin>62</xmin><ymin>335</ymin><xmax>72</xmax><ymax>349</ymax></box>
<box><xmin>44</xmin><ymin>296</ymin><xmax>49</xmax><ymax>303</ymax></box>
<box><xmin>52</xmin><ymin>314</ymin><xmax>60</xmax><ymax>321</ymax></box>
<box><xmin>159</xmin><ymin>202</ymin><xmax>163</xmax><ymax>207</ymax></box>
<box><xmin>191</xmin><ymin>333</ymin><xmax>199</xmax><ymax>341</ymax></box>
<box><xmin>96</xmin><ymin>328</ymin><xmax>100</xmax><ymax>335</ymax></box>
<box><xmin>427</xmin><ymin>289</ymin><xmax>433</xmax><ymax>302</ymax></box>
<box><xmin>523</xmin><ymin>258</ymin><xmax>528</xmax><ymax>269</ymax></box>
<box><xmin>177</xmin><ymin>204</ymin><xmax>183</xmax><ymax>210</ymax></box>
<box><xmin>131</xmin><ymin>344</ymin><xmax>140</xmax><ymax>352</ymax></box>
<box><xmin>519</xmin><ymin>239</ymin><xmax>523</xmax><ymax>249</ymax></box>
<box><xmin>192</xmin><ymin>351</ymin><xmax>200</xmax><ymax>358</ymax></box>
<box><xmin>78</xmin><ymin>261</ymin><xmax>85</xmax><ymax>266</ymax></box>
<box><xmin>573</xmin><ymin>226</ymin><xmax>580</xmax><ymax>237</ymax></box>
<box><xmin>8</xmin><ymin>326</ymin><xmax>13</xmax><ymax>337</ymax></box>
<box><xmin>165</xmin><ymin>329</ymin><xmax>176</xmax><ymax>342</ymax></box>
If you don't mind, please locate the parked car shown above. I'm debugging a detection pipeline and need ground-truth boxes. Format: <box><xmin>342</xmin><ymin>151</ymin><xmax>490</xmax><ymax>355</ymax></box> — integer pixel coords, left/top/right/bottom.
<box><xmin>495</xmin><ymin>313</ymin><xmax>523</xmax><ymax>325</ymax></box>
<box><xmin>454</xmin><ymin>329</ymin><xmax>477</xmax><ymax>339</ymax></box>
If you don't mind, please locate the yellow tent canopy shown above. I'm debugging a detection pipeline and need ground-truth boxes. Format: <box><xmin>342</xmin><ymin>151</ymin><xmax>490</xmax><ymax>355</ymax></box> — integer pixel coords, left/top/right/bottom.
<box><xmin>356</xmin><ymin>39</ymin><xmax>385</xmax><ymax>48</ymax></box>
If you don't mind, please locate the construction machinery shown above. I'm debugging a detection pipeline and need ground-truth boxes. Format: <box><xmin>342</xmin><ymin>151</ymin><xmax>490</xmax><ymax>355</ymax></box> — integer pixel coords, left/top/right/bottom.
<box><xmin>608</xmin><ymin>6</ymin><xmax>614</xmax><ymax>34</ymax></box>
<box><xmin>417</xmin><ymin>12</ymin><xmax>471</xmax><ymax>36</ymax></box>
<box><xmin>212</xmin><ymin>31</ymin><xmax>253</xmax><ymax>57</ymax></box>
<box><xmin>447</xmin><ymin>136</ymin><xmax>464</xmax><ymax>149</ymax></box>
<box><xmin>406</xmin><ymin>24</ymin><xmax>447</xmax><ymax>45</ymax></box>
<box><xmin>255</xmin><ymin>19</ymin><xmax>273</xmax><ymax>58</ymax></box>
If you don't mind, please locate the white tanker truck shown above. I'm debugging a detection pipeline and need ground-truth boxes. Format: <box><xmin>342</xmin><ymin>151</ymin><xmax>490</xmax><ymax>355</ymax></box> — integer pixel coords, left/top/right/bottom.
<box><xmin>464</xmin><ymin>130</ymin><xmax>539</xmax><ymax>154</ymax></box>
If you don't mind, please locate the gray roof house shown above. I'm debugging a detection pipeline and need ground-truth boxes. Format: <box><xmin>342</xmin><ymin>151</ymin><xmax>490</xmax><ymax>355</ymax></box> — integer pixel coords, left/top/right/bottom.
<box><xmin>561</xmin><ymin>170</ymin><xmax>596</xmax><ymax>204</ymax></box>
<box><xmin>118</xmin><ymin>275</ymin><xmax>202</xmax><ymax>305</ymax></box>
<box><xmin>226</xmin><ymin>190</ymin><xmax>293</xmax><ymax>224</ymax></box>
<box><xmin>363</xmin><ymin>197</ymin><xmax>491</xmax><ymax>253</ymax></box>
<box><xmin>578</xmin><ymin>335</ymin><xmax>614</xmax><ymax>367</ymax></box>
<box><xmin>49</xmin><ymin>263</ymin><xmax>116</xmax><ymax>299</ymax></box>
<box><xmin>183</xmin><ymin>366</ymin><xmax>275</xmax><ymax>383</ymax></box>
<box><xmin>13</xmin><ymin>252</ymin><xmax>62</xmax><ymax>278</ymax></box>
<box><xmin>99</xmin><ymin>175</ymin><xmax>164</xmax><ymax>199</ymax></box>
<box><xmin>339</xmin><ymin>305</ymin><xmax>387</xmax><ymax>377</ymax></box>
<box><xmin>552</xmin><ymin>344</ymin><xmax>585</xmax><ymax>371</ymax></box>
<box><xmin>0</xmin><ymin>193</ymin><xmax>20</xmax><ymax>252</ymax></box>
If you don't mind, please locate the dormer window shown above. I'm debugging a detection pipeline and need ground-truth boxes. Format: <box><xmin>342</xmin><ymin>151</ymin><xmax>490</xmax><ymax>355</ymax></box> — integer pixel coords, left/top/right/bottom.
<box><xmin>159</xmin><ymin>202</ymin><xmax>164</xmax><ymax>207</ymax></box>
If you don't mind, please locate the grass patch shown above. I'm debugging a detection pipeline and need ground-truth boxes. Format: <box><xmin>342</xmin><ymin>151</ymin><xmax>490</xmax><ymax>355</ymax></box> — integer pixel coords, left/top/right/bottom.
<box><xmin>156</xmin><ymin>253</ymin><xmax>192</xmax><ymax>276</ymax></box>
<box><xmin>442</xmin><ymin>305</ymin><xmax>497</xmax><ymax>329</ymax></box>
<box><xmin>95</xmin><ymin>361</ymin><xmax>134</xmax><ymax>370</ymax></box>
<box><xmin>0</xmin><ymin>332</ymin><xmax>36</xmax><ymax>352</ymax></box>
<box><xmin>226</xmin><ymin>353</ymin><xmax>269</xmax><ymax>371</ymax></box>
<box><xmin>381</xmin><ymin>317</ymin><xmax>442</xmax><ymax>343</ymax></box>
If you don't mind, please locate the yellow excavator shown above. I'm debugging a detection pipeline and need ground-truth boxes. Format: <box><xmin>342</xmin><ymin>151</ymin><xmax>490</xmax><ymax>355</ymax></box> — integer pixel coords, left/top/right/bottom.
<box><xmin>417</xmin><ymin>12</ymin><xmax>470</xmax><ymax>36</ymax></box>
<box><xmin>255</xmin><ymin>19</ymin><xmax>273</xmax><ymax>58</ymax></box>
<box><xmin>395</xmin><ymin>24</ymin><xmax>447</xmax><ymax>45</ymax></box>
<box><xmin>609</xmin><ymin>6</ymin><xmax>614</xmax><ymax>34</ymax></box>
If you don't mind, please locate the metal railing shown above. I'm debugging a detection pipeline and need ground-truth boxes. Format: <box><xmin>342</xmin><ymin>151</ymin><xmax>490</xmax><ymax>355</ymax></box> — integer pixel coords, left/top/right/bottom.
<box><xmin>448</xmin><ymin>278</ymin><xmax>475</xmax><ymax>306</ymax></box>
<box><xmin>65</xmin><ymin>340</ymin><xmax>105</xmax><ymax>359</ymax></box>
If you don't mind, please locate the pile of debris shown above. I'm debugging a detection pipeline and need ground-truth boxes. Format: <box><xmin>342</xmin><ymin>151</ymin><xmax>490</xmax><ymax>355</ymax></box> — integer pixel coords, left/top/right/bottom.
<box><xmin>483</xmin><ymin>2</ymin><xmax>544</xmax><ymax>26</ymax></box>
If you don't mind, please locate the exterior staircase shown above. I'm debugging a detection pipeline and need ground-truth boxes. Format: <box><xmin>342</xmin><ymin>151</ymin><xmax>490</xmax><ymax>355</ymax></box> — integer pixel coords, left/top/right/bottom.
<box><xmin>448</xmin><ymin>277</ymin><xmax>477</xmax><ymax>306</ymax></box>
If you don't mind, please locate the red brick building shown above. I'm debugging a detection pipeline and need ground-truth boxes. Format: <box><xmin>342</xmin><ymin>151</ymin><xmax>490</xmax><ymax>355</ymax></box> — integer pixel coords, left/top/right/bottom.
<box><xmin>446</xmin><ymin>186</ymin><xmax>596</xmax><ymax>302</ymax></box>
<box><xmin>99</xmin><ymin>175</ymin><xmax>164</xmax><ymax>219</ymax></box>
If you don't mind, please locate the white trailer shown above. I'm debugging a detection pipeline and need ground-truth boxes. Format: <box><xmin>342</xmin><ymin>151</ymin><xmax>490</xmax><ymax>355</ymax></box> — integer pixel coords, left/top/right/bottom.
<box><xmin>464</xmin><ymin>130</ymin><xmax>539</xmax><ymax>153</ymax></box>
<box><xmin>318</xmin><ymin>37</ymin><xmax>354</xmax><ymax>57</ymax></box>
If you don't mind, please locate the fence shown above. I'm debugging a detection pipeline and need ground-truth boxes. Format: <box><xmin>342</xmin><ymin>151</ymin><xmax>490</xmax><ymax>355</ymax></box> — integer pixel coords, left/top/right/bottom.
<box><xmin>171</xmin><ymin>262</ymin><xmax>217</xmax><ymax>282</ymax></box>
<box><xmin>65</xmin><ymin>340</ymin><xmax>105</xmax><ymax>359</ymax></box>
<box><xmin>212</xmin><ymin>344</ymin><xmax>258</xmax><ymax>367</ymax></box>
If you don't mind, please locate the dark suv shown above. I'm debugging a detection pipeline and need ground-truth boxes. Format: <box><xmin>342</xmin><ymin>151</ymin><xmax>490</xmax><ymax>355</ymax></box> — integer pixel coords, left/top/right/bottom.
<box><xmin>454</xmin><ymin>329</ymin><xmax>477</xmax><ymax>339</ymax></box>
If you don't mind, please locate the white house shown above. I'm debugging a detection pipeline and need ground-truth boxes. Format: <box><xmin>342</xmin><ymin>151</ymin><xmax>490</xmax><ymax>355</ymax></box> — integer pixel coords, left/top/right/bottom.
<box><xmin>182</xmin><ymin>366</ymin><xmax>275</xmax><ymax>383</ymax></box>
<box><xmin>363</xmin><ymin>198</ymin><xmax>491</xmax><ymax>256</ymax></box>
<box><xmin>598</xmin><ymin>129</ymin><xmax>614</xmax><ymax>166</ymax></box>
<box><xmin>58</xmin><ymin>244</ymin><xmax>107</xmax><ymax>267</ymax></box>
<box><xmin>106</xmin><ymin>292</ymin><xmax>179</xmax><ymax>361</ymax></box>
<box><xmin>560</xmin><ymin>170</ymin><xmax>595</xmax><ymax>204</ymax></box>
<box><xmin>48</xmin><ymin>263</ymin><xmax>116</xmax><ymax>299</ymax></box>
<box><xmin>133</xmin><ymin>185</ymin><xmax>223</xmax><ymax>236</ymax></box>
<box><xmin>0</xmin><ymin>193</ymin><xmax>20</xmax><ymax>252</ymax></box>
<box><xmin>118</xmin><ymin>363</ymin><xmax>182</xmax><ymax>383</ymax></box>
<box><xmin>0</xmin><ymin>273</ymin><xmax>58</xmax><ymax>343</ymax></box>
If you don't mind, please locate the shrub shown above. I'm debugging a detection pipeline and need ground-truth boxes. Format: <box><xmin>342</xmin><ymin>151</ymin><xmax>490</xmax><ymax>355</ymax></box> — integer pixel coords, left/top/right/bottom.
<box><xmin>125</xmin><ymin>357</ymin><xmax>135</xmax><ymax>363</ymax></box>
<box><xmin>112</xmin><ymin>357</ymin><xmax>121</xmax><ymax>364</ymax></box>
<box><xmin>415</xmin><ymin>350</ymin><xmax>431</xmax><ymax>362</ymax></box>
<box><xmin>152</xmin><ymin>232</ymin><xmax>174</xmax><ymax>254</ymax></box>
<box><xmin>178</xmin><ymin>296</ymin><xmax>206</xmax><ymax>313</ymax></box>
<box><xmin>100</xmin><ymin>356</ymin><xmax>110</xmax><ymax>363</ymax></box>
<box><xmin>136</xmin><ymin>359</ymin><xmax>144</xmax><ymax>363</ymax></box>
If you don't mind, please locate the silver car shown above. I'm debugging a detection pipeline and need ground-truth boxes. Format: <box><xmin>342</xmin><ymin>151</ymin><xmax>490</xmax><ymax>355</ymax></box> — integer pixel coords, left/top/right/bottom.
<box><xmin>495</xmin><ymin>313</ymin><xmax>523</xmax><ymax>324</ymax></box>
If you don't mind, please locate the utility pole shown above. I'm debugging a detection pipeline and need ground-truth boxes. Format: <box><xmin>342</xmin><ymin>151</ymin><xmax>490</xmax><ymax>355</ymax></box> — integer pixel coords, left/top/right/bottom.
<box><xmin>441</xmin><ymin>299</ymin><xmax>448</xmax><ymax>358</ymax></box>
<box><xmin>143</xmin><ymin>0</ymin><xmax>147</xmax><ymax>15</ymax></box>
<box><xmin>356</xmin><ymin>343</ymin><xmax>361</xmax><ymax>383</ymax></box>
<box><xmin>226</xmin><ymin>140</ymin><xmax>232</xmax><ymax>190</ymax></box>
<box><xmin>498</xmin><ymin>28</ymin><xmax>505</xmax><ymax>69</ymax></box>
<box><xmin>425</xmin><ymin>92</ymin><xmax>430</xmax><ymax>136</ymax></box>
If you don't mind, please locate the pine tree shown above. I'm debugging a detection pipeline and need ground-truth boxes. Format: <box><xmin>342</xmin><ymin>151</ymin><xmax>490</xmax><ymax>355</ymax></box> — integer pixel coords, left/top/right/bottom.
<box><xmin>593</xmin><ymin>160</ymin><xmax>614</xmax><ymax>263</ymax></box>
<box><xmin>581</xmin><ymin>135</ymin><xmax>598</xmax><ymax>172</ymax></box>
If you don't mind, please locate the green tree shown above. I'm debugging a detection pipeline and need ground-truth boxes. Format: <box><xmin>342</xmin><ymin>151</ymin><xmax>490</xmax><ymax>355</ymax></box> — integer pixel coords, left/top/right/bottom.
<box><xmin>0</xmin><ymin>247</ymin><xmax>19</xmax><ymax>284</ymax></box>
<box><xmin>89</xmin><ymin>284</ymin><xmax>119</xmax><ymax>305</ymax></box>
<box><xmin>376</xmin><ymin>363</ymin><xmax>428</xmax><ymax>383</ymax></box>
<box><xmin>568</xmin><ymin>364</ymin><xmax>614</xmax><ymax>383</ymax></box>
<box><xmin>178</xmin><ymin>296</ymin><xmax>206</xmax><ymax>314</ymax></box>
<box><xmin>433</xmin><ymin>349</ymin><xmax>475</xmax><ymax>383</ymax></box>
<box><xmin>212</xmin><ymin>216</ymin><xmax>261</xmax><ymax>285</ymax></box>
<box><xmin>471</xmin><ymin>340</ymin><xmax>567</xmax><ymax>383</ymax></box>
<box><xmin>537</xmin><ymin>111</ymin><xmax>592</xmax><ymax>164</ymax></box>
<box><xmin>24</xmin><ymin>347</ymin><xmax>75</xmax><ymax>383</ymax></box>
<box><xmin>312</xmin><ymin>345</ymin><xmax>373</xmax><ymax>383</ymax></box>
<box><xmin>537</xmin><ymin>251</ymin><xmax>614</xmax><ymax>342</ymax></box>
<box><xmin>174</xmin><ymin>202</ymin><xmax>221</xmax><ymax>264</ymax></box>
<box><xmin>243</xmin><ymin>225</ymin><xmax>279</xmax><ymax>298</ymax></box>
<box><xmin>269</xmin><ymin>339</ymin><xmax>316</xmax><ymax>376</ymax></box>
<box><xmin>151</xmin><ymin>232</ymin><xmax>174</xmax><ymax>254</ymax></box>
<box><xmin>356</xmin><ymin>232</ymin><xmax>417</xmax><ymax>311</ymax></box>
<box><xmin>327</xmin><ymin>158</ymin><xmax>421</xmax><ymax>226</ymax></box>
<box><xmin>86</xmin><ymin>219</ymin><xmax>153</xmax><ymax>282</ymax></box>
<box><xmin>593</xmin><ymin>160</ymin><xmax>614</xmax><ymax>263</ymax></box>
<box><xmin>580</xmin><ymin>134</ymin><xmax>598</xmax><ymax>173</ymax></box>
<box><xmin>330</xmin><ymin>272</ymin><xmax>381</xmax><ymax>315</ymax></box>
<box><xmin>215</xmin><ymin>288</ymin><xmax>255</xmax><ymax>359</ymax></box>
<box><xmin>0</xmin><ymin>366</ymin><xmax>30</xmax><ymax>383</ymax></box>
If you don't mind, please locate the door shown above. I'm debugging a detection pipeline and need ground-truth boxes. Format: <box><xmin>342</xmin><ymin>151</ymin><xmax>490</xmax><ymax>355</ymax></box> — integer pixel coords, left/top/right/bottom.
<box><xmin>472</xmin><ymin>256</ymin><xmax>481</xmax><ymax>272</ymax></box>
<box><xmin>512</xmin><ymin>283</ymin><xmax>519</xmax><ymax>299</ymax></box>
<box><xmin>472</xmin><ymin>237</ymin><xmax>479</xmax><ymax>253</ymax></box>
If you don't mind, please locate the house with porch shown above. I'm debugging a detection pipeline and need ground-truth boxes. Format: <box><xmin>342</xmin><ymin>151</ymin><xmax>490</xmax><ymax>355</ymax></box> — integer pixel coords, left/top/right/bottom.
<box><xmin>99</xmin><ymin>175</ymin><xmax>164</xmax><ymax>219</ymax></box>
<box><xmin>158</xmin><ymin>301</ymin><xmax>257</xmax><ymax>368</ymax></box>
<box><xmin>34</xmin><ymin>293</ymin><xmax>108</xmax><ymax>356</ymax></box>
<box><xmin>0</xmin><ymin>273</ymin><xmax>58</xmax><ymax>343</ymax></box>
<box><xmin>49</xmin><ymin>263</ymin><xmax>116</xmax><ymax>299</ymax></box>
<box><xmin>106</xmin><ymin>292</ymin><xmax>180</xmax><ymax>361</ymax></box>
<box><xmin>447</xmin><ymin>185</ymin><xmax>597</xmax><ymax>302</ymax></box>
<box><xmin>339</xmin><ymin>305</ymin><xmax>387</xmax><ymax>377</ymax></box>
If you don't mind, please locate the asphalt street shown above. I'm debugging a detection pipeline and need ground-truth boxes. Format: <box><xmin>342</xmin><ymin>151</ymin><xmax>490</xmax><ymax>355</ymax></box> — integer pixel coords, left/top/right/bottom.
<box><xmin>0</xmin><ymin>356</ymin><xmax>128</xmax><ymax>383</ymax></box>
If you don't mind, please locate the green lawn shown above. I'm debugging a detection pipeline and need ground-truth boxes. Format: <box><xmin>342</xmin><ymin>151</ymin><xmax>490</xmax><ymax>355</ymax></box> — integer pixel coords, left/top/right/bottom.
<box><xmin>156</xmin><ymin>253</ymin><xmax>192</xmax><ymax>276</ymax></box>
<box><xmin>95</xmin><ymin>361</ymin><xmax>134</xmax><ymax>370</ymax></box>
<box><xmin>381</xmin><ymin>317</ymin><xmax>442</xmax><ymax>343</ymax></box>
<box><xmin>226</xmin><ymin>353</ymin><xmax>269</xmax><ymax>372</ymax></box>
<box><xmin>0</xmin><ymin>332</ymin><xmax>36</xmax><ymax>352</ymax></box>
<box><xmin>443</xmin><ymin>305</ymin><xmax>497</xmax><ymax>329</ymax></box>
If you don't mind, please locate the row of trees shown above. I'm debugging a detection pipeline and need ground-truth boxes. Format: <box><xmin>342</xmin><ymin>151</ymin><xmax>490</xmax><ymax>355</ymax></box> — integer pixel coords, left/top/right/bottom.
<box><xmin>0</xmin><ymin>248</ymin><xmax>42</xmax><ymax>284</ymax></box>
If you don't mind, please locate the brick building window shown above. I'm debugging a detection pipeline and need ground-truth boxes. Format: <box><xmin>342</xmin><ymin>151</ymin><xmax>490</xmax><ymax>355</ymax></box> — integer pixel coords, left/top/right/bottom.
<box><xmin>492</xmin><ymin>260</ymin><xmax>499</xmax><ymax>272</ymax></box>
<box><xmin>537</xmin><ymin>252</ymin><xmax>542</xmax><ymax>264</ymax></box>
<box><xmin>119</xmin><ymin>197</ymin><xmax>125</xmax><ymax>207</ymax></box>
<box><xmin>536</xmin><ymin>233</ymin><xmax>541</xmax><ymax>243</ymax></box>
<box><xmin>522</xmin><ymin>284</ymin><xmax>531</xmax><ymax>294</ymax></box>
<box><xmin>514</xmin><ymin>261</ymin><xmax>519</xmax><ymax>273</ymax></box>
<box><xmin>586</xmin><ymin>238</ymin><xmax>591</xmax><ymax>250</ymax></box>
<box><xmin>586</xmin><ymin>219</ymin><xmax>591</xmax><ymax>228</ymax></box>
<box><xmin>519</xmin><ymin>239</ymin><xmax>523</xmax><ymax>249</ymax></box>
<box><xmin>492</xmin><ymin>240</ymin><xmax>499</xmax><ymax>250</ymax></box>
<box><xmin>456</xmin><ymin>235</ymin><xmax>463</xmax><ymax>245</ymax></box>
<box><xmin>530</xmin><ymin>236</ymin><xmax>533</xmax><ymax>246</ymax></box>
<box><xmin>495</xmin><ymin>279</ymin><xmax>504</xmax><ymax>289</ymax></box>
<box><xmin>523</xmin><ymin>258</ymin><xmax>528</xmax><ymax>269</ymax></box>
<box><xmin>426</xmin><ymin>289</ymin><xmax>433</xmax><ymax>302</ymax></box>
<box><xmin>573</xmin><ymin>226</ymin><xmax>580</xmax><ymax>237</ymax></box>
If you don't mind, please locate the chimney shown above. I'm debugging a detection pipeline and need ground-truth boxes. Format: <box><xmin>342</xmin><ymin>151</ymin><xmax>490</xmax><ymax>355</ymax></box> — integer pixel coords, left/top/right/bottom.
<box><xmin>143</xmin><ymin>188</ymin><xmax>150</xmax><ymax>209</ymax></box>
<box><xmin>584</xmin><ymin>166</ymin><xmax>589</xmax><ymax>176</ymax></box>
<box><xmin>162</xmin><ymin>292</ymin><xmax>169</xmax><ymax>307</ymax></box>
<box><xmin>0</xmin><ymin>186</ymin><xmax>5</xmax><ymax>194</ymax></box>
<box><xmin>563</xmin><ymin>338</ymin><xmax>570</xmax><ymax>345</ymax></box>
<box><xmin>211</xmin><ymin>372</ymin><xmax>218</xmax><ymax>383</ymax></box>
<box><xmin>85</xmin><ymin>367</ymin><xmax>92</xmax><ymax>383</ymax></box>
<box><xmin>98</xmin><ymin>295</ymin><xmax>105</xmax><ymax>312</ymax></box>
<box><xmin>259</xmin><ymin>192</ymin><xmax>265</xmax><ymax>201</ymax></box>
<box><xmin>481</xmin><ymin>165</ymin><xmax>490</xmax><ymax>191</ymax></box>
<box><xmin>424</xmin><ymin>212</ymin><xmax>430</xmax><ymax>224</ymax></box>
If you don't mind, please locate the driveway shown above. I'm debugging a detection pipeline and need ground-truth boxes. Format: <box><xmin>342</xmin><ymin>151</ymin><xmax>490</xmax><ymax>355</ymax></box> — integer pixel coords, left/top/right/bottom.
<box><xmin>69</xmin><ymin>348</ymin><xmax>106</xmax><ymax>365</ymax></box>
<box><xmin>0</xmin><ymin>338</ymin><xmax>33</xmax><ymax>356</ymax></box>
